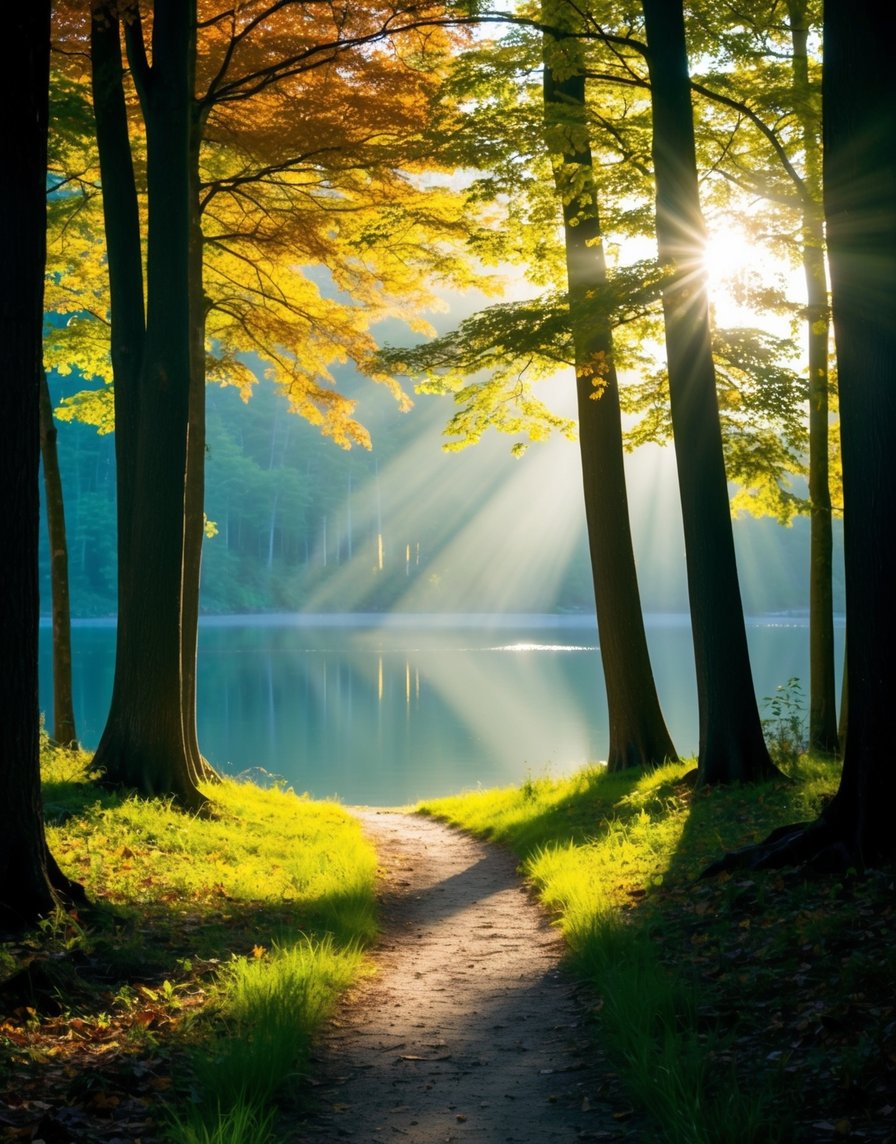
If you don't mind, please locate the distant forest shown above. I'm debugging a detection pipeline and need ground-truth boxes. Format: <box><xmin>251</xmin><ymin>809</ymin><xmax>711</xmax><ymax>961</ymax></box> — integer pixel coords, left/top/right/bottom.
<box><xmin>41</xmin><ymin>364</ymin><xmax>843</xmax><ymax>620</ymax></box>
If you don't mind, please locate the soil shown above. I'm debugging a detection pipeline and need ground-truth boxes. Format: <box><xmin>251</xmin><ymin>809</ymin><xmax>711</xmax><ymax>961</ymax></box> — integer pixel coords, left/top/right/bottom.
<box><xmin>291</xmin><ymin>809</ymin><xmax>638</xmax><ymax>1144</ymax></box>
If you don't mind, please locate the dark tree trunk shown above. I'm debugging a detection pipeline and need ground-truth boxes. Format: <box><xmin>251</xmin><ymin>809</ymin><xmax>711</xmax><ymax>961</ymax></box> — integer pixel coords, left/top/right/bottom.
<box><xmin>805</xmin><ymin>232</ymin><xmax>837</xmax><ymax>753</ymax></box>
<box><xmin>182</xmin><ymin>114</ymin><xmax>217</xmax><ymax>787</ymax></box>
<box><xmin>39</xmin><ymin>369</ymin><xmax>78</xmax><ymax>747</ymax></box>
<box><xmin>788</xmin><ymin>0</ymin><xmax>838</xmax><ymax>755</ymax></box>
<box><xmin>89</xmin><ymin>4</ymin><xmax>147</xmax><ymax>783</ymax></box>
<box><xmin>704</xmin><ymin>1</ymin><xmax>896</xmax><ymax>875</ymax></box>
<box><xmin>91</xmin><ymin>1</ymin><xmax>206</xmax><ymax>808</ymax></box>
<box><xmin>0</xmin><ymin>2</ymin><xmax>82</xmax><ymax>929</ymax></box>
<box><xmin>543</xmin><ymin>21</ymin><xmax>677</xmax><ymax>771</ymax></box>
<box><xmin>819</xmin><ymin>0</ymin><xmax>896</xmax><ymax>860</ymax></box>
<box><xmin>641</xmin><ymin>0</ymin><xmax>779</xmax><ymax>784</ymax></box>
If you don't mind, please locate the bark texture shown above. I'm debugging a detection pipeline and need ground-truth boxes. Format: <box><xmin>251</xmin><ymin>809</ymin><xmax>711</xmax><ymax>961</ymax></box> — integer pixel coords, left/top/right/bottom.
<box><xmin>0</xmin><ymin>2</ymin><xmax>81</xmax><ymax>928</ymax></box>
<box><xmin>39</xmin><ymin>370</ymin><xmax>78</xmax><ymax>747</ymax></box>
<box><xmin>543</xmin><ymin>18</ymin><xmax>676</xmax><ymax>770</ymax></box>
<box><xmin>642</xmin><ymin>0</ymin><xmax>779</xmax><ymax>784</ymax></box>
<box><xmin>90</xmin><ymin>1</ymin><xmax>209</xmax><ymax>807</ymax></box>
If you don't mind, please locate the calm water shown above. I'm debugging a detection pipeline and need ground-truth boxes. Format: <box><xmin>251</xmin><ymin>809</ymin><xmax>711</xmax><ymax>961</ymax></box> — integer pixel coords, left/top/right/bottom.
<box><xmin>39</xmin><ymin>613</ymin><xmax>844</xmax><ymax>806</ymax></box>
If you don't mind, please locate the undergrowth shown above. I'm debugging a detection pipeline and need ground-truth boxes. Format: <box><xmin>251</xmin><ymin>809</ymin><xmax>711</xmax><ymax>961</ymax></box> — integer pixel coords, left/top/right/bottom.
<box><xmin>0</xmin><ymin>747</ymin><xmax>378</xmax><ymax>1143</ymax></box>
<box><xmin>420</xmin><ymin>756</ymin><xmax>895</xmax><ymax>1142</ymax></box>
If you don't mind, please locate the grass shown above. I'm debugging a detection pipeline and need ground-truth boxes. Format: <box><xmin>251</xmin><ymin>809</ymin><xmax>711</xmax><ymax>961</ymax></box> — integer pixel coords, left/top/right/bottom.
<box><xmin>0</xmin><ymin>742</ymin><xmax>378</xmax><ymax>1142</ymax></box>
<box><xmin>7</xmin><ymin>741</ymin><xmax>895</xmax><ymax>1141</ymax></box>
<box><xmin>419</xmin><ymin>757</ymin><xmax>896</xmax><ymax>1142</ymax></box>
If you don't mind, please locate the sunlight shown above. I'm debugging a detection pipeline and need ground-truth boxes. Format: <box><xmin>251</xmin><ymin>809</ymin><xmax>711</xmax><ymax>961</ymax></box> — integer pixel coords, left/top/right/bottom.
<box><xmin>407</xmin><ymin>637</ymin><xmax>599</xmax><ymax>782</ymax></box>
<box><xmin>702</xmin><ymin>222</ymin><xmax>778</xmax><ymax>328</ymax></box>
<box><xmin>395</xmin><ymin>429</ymin><xmax>586</xmax><ymax>614</ymax></box>
<box><xmin>496</xmin><ymin>643</ymin><xmax>593</xmax><ymax>652</ymax></box>
<box><xmin>703</xmin><ymin>224</ymin><xmax>750</xmax><ymax>326</ymax></box>
<box><xmin>303</xmin><ymin>382</ymin><xmax>588</xmax><ymax>617</ymax></box>
<box><xmin>622</xmin><ymin>440</ymin><xmax>689</xmax><ymax>614</ymax></box>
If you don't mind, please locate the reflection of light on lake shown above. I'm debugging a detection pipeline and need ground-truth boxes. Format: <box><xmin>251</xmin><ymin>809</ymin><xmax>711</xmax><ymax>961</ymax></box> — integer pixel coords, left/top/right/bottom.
<box><xmin>493</xmin><ymin>643</ymin><xmax>595</xmax><ymax>652</ymax></box>
<box><xmin>40</xmin><ymin>614</ymin><xmax>846</xmax><ymax>806</ymax></box>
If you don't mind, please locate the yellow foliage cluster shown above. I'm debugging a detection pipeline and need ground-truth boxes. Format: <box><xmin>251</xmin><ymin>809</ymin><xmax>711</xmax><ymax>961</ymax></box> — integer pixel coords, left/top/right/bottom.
<box><xmin>47</xmin><ymin>2</ymin><xmax>487</xmax><ymax>446</ymax></box>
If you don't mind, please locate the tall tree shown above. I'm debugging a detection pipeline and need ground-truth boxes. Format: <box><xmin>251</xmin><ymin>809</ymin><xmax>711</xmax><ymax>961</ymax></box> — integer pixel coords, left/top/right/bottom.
<box><xmin>86</xmin><ymin>0</ymin><xmax>211</xmax><ymax>806</ymax></box>
<box><xmin>707</xmin><ymin>0</ymin><xmax>896</xmax><ymax>870</ymax></box>
<box><xmin>641</xmin><ymin>0</ymin><xmax>780</xmax><ymax>783</ymax></box>
<box><xmin>543</xmin><ymin>5</ymin><xmax>676</xmax><ymax>769</ymax></box>
<box><xmin>686</xmin><ymin>0</ymin><xmax>837</xmax><ymax>753</ymax></box>
<box><xmin>787</xmin><ymin>0</ymin><xmax>837</xmax><ymax>754</ymax></box>
<box><xmin>0</xmin><ymin>1</ymin><xmax>82</xmax><ymax>927</ymax></box>
<box><xmin>51</xmin><ymin>1</ymin><xmax>481</xmax><ymax>801</ymax></box>
<box><xmin>815</xmin><ymin>0</ymin><xmax>896</xmax><ymax>861</ymax></box>
<box><xmin>39</xmin><ymin>369</ymin><xmax>78</xmax><ymax>747</ymax></box>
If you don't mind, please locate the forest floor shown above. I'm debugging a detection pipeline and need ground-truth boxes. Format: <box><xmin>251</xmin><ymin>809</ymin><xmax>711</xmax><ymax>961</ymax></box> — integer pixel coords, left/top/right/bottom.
<box><xmin>2</xmin><ymin>769</ymin><xmax>895</xmax><ymax>1142</ymax></box>
<box><xmin>290</xmin><ymin>809</ymin><xmax>639</xmax><ymax>1143</ymax></box>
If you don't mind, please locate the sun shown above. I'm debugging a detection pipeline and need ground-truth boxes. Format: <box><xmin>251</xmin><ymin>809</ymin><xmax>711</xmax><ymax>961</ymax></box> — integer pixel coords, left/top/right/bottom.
<box><xmin>702</xmin><ymin>223</ymin><xmax>765</xmax><ymax>326</ymax></box>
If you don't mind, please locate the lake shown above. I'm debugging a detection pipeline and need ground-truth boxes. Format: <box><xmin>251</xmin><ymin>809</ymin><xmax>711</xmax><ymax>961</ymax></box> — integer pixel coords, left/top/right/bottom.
<box><xmin>39</xmin><ymin>613</ymin><xmax>844</xmax><ymax>806</ymax></box>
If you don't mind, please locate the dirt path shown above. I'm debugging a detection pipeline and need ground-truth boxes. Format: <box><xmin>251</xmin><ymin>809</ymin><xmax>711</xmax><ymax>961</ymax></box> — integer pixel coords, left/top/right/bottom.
<box><xmin>293</xmin><ymin>810</ymin><xmax>631</xmax><ymax>1143</ymax></box>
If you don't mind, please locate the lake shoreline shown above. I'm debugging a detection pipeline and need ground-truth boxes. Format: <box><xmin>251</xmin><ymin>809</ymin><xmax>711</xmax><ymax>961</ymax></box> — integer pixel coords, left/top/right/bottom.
<box><xmin>43</xmin><ymin>608</ymin><xmax>842</xmax><ymax>630</ymax></box>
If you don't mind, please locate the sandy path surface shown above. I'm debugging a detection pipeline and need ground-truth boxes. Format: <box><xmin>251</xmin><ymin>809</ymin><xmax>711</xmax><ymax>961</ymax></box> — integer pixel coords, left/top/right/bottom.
<box><xmin>293</xmin><ymin>810</ymin><xmax>631</xmax><ymax>1143</ymax></box>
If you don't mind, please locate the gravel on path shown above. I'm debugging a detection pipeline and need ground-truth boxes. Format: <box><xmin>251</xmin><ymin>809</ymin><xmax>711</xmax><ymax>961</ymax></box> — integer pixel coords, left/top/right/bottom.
<box><xmin>292</xmin><ymin>809</ymin><xmax>634</xmax><ymax>1143</ymax></box>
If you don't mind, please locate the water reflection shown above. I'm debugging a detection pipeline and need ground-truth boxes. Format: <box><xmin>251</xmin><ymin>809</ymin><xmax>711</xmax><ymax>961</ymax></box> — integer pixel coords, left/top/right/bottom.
<box><xmin>39</xmin><ymin>614</ymin><xmax>843</xmax><ymax>807</ymax></box>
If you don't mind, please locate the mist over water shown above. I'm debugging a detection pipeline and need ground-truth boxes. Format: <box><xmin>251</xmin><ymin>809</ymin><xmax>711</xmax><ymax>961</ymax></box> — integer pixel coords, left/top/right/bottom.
<box><xmin>40</xmin><ymin>613</ymin><xmax>844</xmax><ymax>806</ymax></box>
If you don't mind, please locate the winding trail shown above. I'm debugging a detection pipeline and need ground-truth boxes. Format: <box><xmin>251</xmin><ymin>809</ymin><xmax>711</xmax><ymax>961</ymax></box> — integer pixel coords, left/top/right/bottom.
<box><xmin>294</xmin><ymin>810</ymin><xmax>630</xmax><ymax>1143</ymax></box>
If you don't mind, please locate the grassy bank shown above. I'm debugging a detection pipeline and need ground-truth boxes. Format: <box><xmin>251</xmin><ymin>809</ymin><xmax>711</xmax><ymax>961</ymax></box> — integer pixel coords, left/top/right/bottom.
<box><xmin>1</xmin><ymin>745</ymin><xmax>379</xmax><ymax>1143</ymax></box>
<box><xmin>420</xmin><ymin>759</ymin><xmax>896</xmax><ymax>1142</ymax></box>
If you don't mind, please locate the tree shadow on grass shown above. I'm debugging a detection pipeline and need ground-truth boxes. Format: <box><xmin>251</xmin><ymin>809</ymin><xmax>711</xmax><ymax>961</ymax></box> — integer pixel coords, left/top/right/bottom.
<box><xmin>1</xmin><ymin>778</ymin><xmax>379</xmax><ymax>1141</ymax></box>
<box><xmin>635</xmin><ymin>763</ymin><xmax>895</xmax><ymax>1141</ymax></box>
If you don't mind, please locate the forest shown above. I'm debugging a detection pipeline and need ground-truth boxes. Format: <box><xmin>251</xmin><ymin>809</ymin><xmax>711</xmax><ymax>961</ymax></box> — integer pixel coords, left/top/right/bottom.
<box><xmin>1</xmin><ymin>0</ymin><xmax>895</xmax><ymax>1140</ymax></box>
<box><xmin>44</xmin><ymin>362</ymin><xmax>836</xmax><ymax>618</ymax></box>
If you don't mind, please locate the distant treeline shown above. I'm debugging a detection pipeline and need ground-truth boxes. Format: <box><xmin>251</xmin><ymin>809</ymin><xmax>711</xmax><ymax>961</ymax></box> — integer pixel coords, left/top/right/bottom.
<box><xmin>41</xmin><ymin>368</ymin><xmax>843</xmax><ymax>620</ymax></box>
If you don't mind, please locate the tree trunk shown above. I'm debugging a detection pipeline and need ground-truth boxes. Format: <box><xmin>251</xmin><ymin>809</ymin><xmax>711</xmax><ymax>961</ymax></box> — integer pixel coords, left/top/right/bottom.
<box><xmin>641</xmin><ymin>0</ymin><xmax>779</xmax><ymax>783</ymax></box>
<box><xmin>543</xmin><ymin>17</ymin><xmax>677</xmax><ymax>770</ymax></box>
<box><xmin>91</xmin><ymin>0</ymin><xmax>206</xmax><ymax>808</ymax></box>
<box><xmin>181</xmin><ymin>108</ymin><xmax>217</xmax><ymax>788</ymax></box>
<box><xmin>788</xmin><ymin>0</ymin><xmax>838</xmax><ymax>755</ymax></box>
<box><xmin>819</xmin><ymin>0</ymin><xmax>896</xmax><ymax>860</ymax></box>
<box><xmin>0</xmin><ymin>1</ymin><xmax>82</xmax><ymax>928</ymax></box>
<box><xmin>89</xmin><ymin>4</ymin><xmax>148</xmax><ymax>784</ymax></box>
<box><xmin>703</xmin><ymin>0</ymin><xmax>896</xmax><ymax>875</ymax></box>
<box><xmin>39</xmin><ymin>369</ymin><xmax>78</xmax><ymax>747</ymax></box>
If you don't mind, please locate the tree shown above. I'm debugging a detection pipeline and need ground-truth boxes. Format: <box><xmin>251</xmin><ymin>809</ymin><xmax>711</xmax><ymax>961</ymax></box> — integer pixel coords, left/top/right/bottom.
<box><xmin>542</xmin><ymin>5</ymin><xmax>676</xmax><ymax>769</ymax></box>
<box><xmin>786</xmin><ymin>0</ymin><xmax>837</xmax><ymax>755</ymax></box>
<box><xmin>686</xmin><ymin>0</ymin><xmax>838</xmax><ymax>754</ymax></box>
<box><xmin>0</xmin><ymin>2</ymin><xmax>82</xmax><ymax>927</ymax></box>
<box><xmin>86</xmin><ymin>0</ymin><xmax>212</xmax><ymax>806</ymax></box>
<box><xmin>706</xmin><ymin>0</ymin><xmax>896</xmax><ymax>871</ymax></box>
<box><xmin>375</xmin><ymin>14</ymin><xmax>678</xmax><ymax>767</ymax></box>
<box><xmin>641</xmin><ymin>0</ymin><xmax>780</xmax><ymax>783</ymax></box>
<box><xmin>39</xmin><ymin>369</ymin><xmax>78</xmax><ymax>747</ymax></box>
<box><xmin>49</xmin><ymin>1</ymin><xmax>482</xmax><ymax>802</ymax></box>
<box><xmin>806</xmin><ymin>0</ymin><xmax>896</xmax><ymax>859</ymax></box>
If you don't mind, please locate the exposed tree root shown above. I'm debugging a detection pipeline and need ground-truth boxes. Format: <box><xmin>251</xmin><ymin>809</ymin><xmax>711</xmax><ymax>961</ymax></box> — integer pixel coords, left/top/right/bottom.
<box><xmin>700</xmin><ymin>817</ymin><xmax>857</xmax><ymax>878</ymax></box>
<box><xmin>48</xmin><ymin>850</ymin><xmax>86</xmax><ymax>908</ymax></box>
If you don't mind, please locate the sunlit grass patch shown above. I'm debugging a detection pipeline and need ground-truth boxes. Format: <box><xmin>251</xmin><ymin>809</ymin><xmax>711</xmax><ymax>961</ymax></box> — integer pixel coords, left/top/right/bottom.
<box><xmin>168</xmin><ymin>936</ymin><xmax>366</xmax><ymax>1140</ymax></box>
<box><xmin>48</xmin><ymin>779</ymin><xmax>378</xmax><ymax>945</ymax></box>
<box><xmin>13</xmin><ymin>770</ymin><xmax>380</xmax><ymax>1142</ymax></box>
<box><xmin>420</xmin><ymin>756</ymin><xmax>848</xmax><ymax>1143</ymax></box>
<box><xmin>168</xmin><ymin>1104</ymin><xmax>277</xmax><ymax>1144</ymax></box>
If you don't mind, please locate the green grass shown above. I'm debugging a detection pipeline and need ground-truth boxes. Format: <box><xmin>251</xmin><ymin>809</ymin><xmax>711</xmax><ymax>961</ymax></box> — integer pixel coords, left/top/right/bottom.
<box><xmin>1</xmin><ymin>747</ymin><xmax>379</xmax><ymax>1143</ymax></box>
<box><xmin>419</xmin><ymin>756</ymin><xmax>893</xmax><ymax>1143</ymax></box>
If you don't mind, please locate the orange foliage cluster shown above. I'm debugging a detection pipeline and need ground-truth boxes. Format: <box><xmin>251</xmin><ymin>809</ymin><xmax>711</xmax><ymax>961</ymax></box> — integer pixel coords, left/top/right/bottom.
<box><xmin>48</xmin><ymin>2</ymin><xmax>485</xmax><ymax>446</ymax></box>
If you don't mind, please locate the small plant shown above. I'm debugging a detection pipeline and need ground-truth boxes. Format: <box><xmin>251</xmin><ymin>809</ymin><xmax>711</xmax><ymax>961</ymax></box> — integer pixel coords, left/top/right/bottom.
<box><xmin>167</xmin><ymin>1100</ymin><xmax>276</xmax><ymax>1144</ymax></box>
<box><xmin>761</xmin><ymin>676</ymin><xmax>807</xmax><ymax>765</ymax></box>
